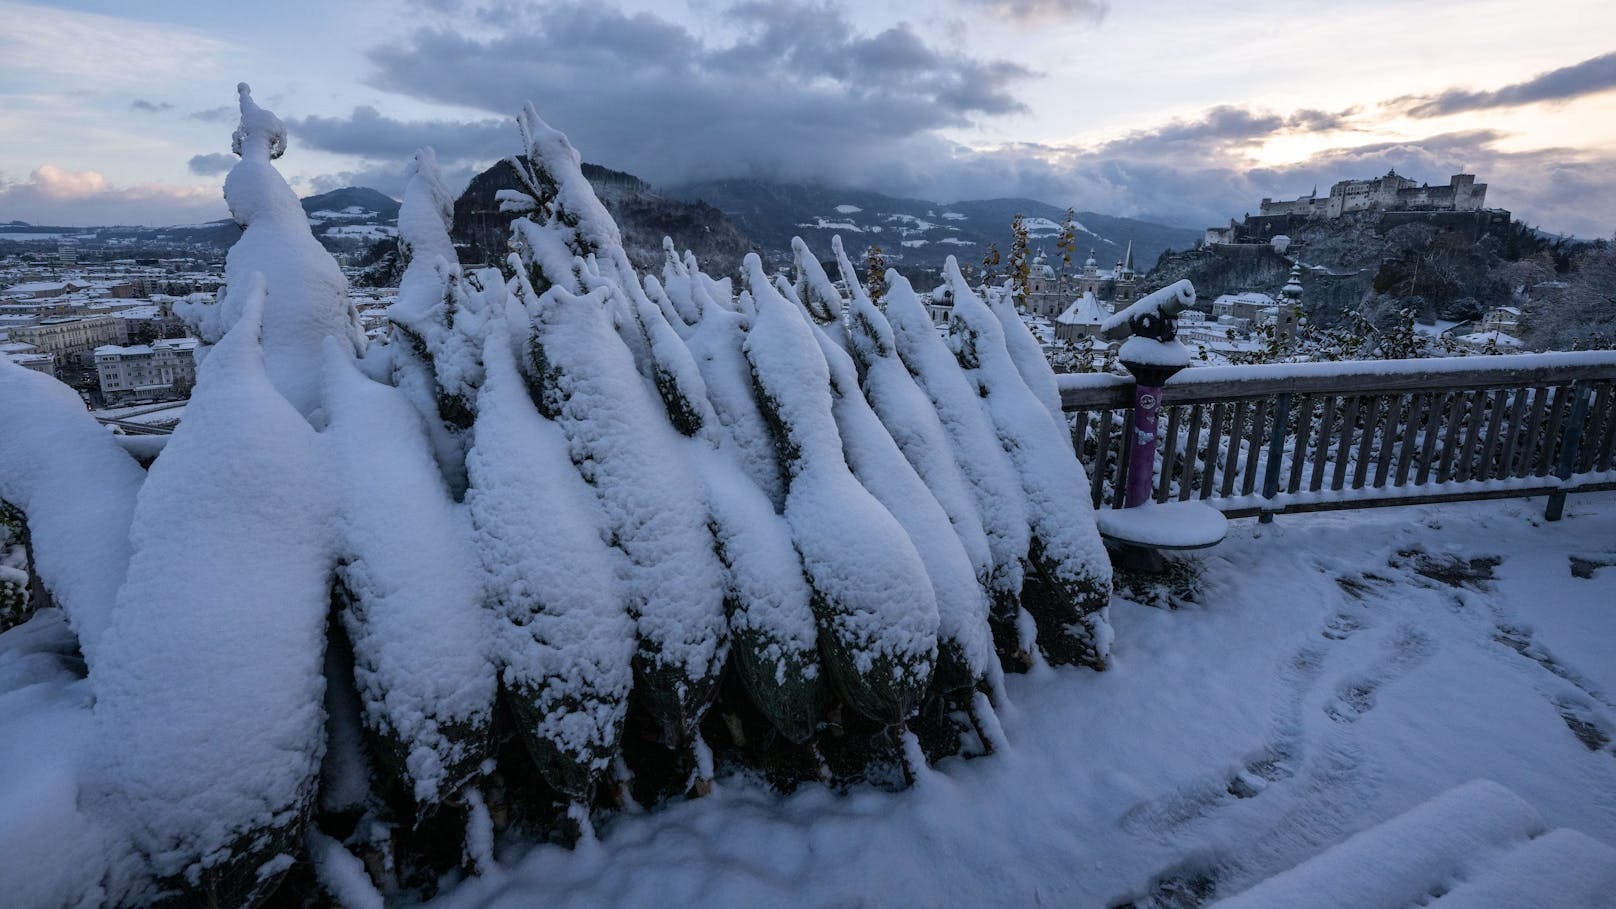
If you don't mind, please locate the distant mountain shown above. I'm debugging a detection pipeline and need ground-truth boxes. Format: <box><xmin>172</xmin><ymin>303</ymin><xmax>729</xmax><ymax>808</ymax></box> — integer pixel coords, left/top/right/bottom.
<box><xmin>0</xmin><ymin>187</ymin><xmax>404</xmax><ymax>262</ymax></box>
<box><xmin>300</xmin><ymin>187</ymin><xmax>401</xmax><ymax>248</ymax></box>
<box><xmin>449</xmin><ymin>160</ymin><xmax>756</xmax><ymax>276</ymax></box>
<box><xmin>663</xmin><ymin>178</ymin><xmax>1203</xmax><ymax>276</ymax></box>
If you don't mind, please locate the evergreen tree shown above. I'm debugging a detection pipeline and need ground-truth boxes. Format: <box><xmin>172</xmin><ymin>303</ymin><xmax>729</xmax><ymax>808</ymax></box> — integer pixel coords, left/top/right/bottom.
<box><xmin>500</xmin><ymin>106</ymin><xmax>729</xmax><ymax>749</ymax></box>
<box><xmin>742</xmin><ymin>254</ymin><xmax>939</xmax><ymax>725</ymax></box>
<box><xmin>944</xmin><ymin>258</ymin><xmax>1113</xmax><ymax>669</ymax></box>
<box><xmin>0</xmin><ymin>503</ymin><xmax>28</xmax><ymax>632</ymax></box>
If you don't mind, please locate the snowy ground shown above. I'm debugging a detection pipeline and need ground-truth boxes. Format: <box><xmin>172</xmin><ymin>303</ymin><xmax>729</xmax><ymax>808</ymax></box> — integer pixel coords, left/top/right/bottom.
<box><xmin>433</xmin><ymin>492</ymin><xmax>1616</xmax><ymax>908</ymax></box>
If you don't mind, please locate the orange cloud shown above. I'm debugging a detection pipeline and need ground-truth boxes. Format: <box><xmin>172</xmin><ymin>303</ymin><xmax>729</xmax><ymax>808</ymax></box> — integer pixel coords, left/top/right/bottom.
<box><xmin>0</xmin><ymin>164</ymin><xmax>222</xmax><ymax>226</ymax></box>
<box><xmin>28</xmin><ymin>164</ymin><xmax>111</xmax><ymax>199</ymax></box>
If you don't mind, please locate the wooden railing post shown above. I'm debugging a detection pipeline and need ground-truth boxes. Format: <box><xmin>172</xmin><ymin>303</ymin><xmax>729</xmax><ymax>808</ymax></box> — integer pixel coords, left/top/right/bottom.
<box><xmin>1260</xmin><ymin>393</ymin><xmax>1292</xmax><ymax>524</ymax></box>
<box><xmin>1545</xmin><ymin>380</ymin><xmax>1593</xmax><ymax>522</ymax></box>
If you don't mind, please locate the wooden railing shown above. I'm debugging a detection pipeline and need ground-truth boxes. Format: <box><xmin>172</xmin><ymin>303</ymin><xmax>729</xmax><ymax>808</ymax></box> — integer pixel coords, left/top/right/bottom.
<box><xmin>1059</xmin><ymin>351</ymin><xmax>1616</xmax><ymax>520</ymax></box>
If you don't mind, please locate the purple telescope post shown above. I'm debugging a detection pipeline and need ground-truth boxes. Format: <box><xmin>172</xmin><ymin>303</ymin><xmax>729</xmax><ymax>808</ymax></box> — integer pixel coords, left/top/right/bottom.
<box><xmin>1125</xmin><ymin>383</ymin><xmax>1164</xmax><ymax>508</ymax></box>
<box><xmin>1100</xmin><ymin>280</ymin><xmax>1196</xmax><ymax>511</ymax></box>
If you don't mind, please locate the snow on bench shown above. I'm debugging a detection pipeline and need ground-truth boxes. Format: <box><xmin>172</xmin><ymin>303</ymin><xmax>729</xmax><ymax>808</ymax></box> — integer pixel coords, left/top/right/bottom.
<box><xmin>1096</xmin><ymin>500</ymin><xmax>1227</xmax><ymax>550</ymax></box>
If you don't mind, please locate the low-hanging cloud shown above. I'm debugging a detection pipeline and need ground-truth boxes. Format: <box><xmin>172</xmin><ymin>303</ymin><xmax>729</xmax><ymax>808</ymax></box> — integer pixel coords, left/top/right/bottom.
<box><xmin>1392</xmin><ymin>50</ymin><xmax>1616</xmax><ymax>118</ymax></box>
<box><xmin>908</xmin><ymin>125</ymin><xmax>1616</xmax><ymax>238</ymax></box>
<box><xmin>130</xmin><ymin>99</ymin><xmax>173</xmax><ymax>113</ymax></box>
<box><xmin>187</xmin><ymin>152</ymin><xmax>236</xmax><ymax>176</ymax></box>
<box><xmin>286</xmin><ymin>106</ymin><xmax>511</xmax><ymax>163</ymax></box>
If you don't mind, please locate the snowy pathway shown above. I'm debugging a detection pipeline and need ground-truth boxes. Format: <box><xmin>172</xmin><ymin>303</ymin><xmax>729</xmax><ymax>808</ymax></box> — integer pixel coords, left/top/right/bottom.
<box><xmin>433</xmin><ymin>493</ymin><xmax>1616</xmax><ymax>908</ymax></box>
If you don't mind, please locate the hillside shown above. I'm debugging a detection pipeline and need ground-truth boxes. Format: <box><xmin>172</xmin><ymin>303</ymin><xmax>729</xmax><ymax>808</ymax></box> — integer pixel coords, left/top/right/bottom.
<box><xmin>448</xmin><ymin>160</ymin><xmax>757</xmax><ymax>275</ymax></box>
<box><xmin>665</xmin><ymin>178</ymin><xmax>1202</xmax><ymax>275</ymax></box>
<box><xmin>298</xmin><ymin>186</ymin><xmax>400</xmax><ymax>251</ymax></box>
<box><xmin>1146</xmin><ymin>210</ymin><xmax>1572</xmax><ymax>328</ymax></box>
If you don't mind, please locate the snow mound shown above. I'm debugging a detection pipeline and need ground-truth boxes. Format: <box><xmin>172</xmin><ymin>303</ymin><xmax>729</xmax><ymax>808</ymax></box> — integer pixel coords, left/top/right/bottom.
<box><xmin>1212</xmin><ymin>779</ymin><xmax>1546</xmax><ymax>909</ymax></box>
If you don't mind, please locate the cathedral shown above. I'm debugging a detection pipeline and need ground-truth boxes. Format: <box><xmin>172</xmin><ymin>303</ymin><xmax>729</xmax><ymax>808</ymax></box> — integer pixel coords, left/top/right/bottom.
<box><xmin>1020</xmin><ymin>245</ymin><xmax>1138</xmax><ymax>319</ymax></box>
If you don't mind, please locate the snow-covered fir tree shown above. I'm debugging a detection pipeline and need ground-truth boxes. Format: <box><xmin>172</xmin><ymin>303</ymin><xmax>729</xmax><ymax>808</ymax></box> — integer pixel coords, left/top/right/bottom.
<box><xmin>0</xmin><ymin>88</ymin><xmax>1126</xmax><ymax>908</ymax></box>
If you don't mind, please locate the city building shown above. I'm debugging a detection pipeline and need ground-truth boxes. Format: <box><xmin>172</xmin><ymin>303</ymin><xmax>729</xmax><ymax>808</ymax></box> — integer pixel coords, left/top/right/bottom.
<box><xmin>1480</xmin><ymin>306</ymin><xmax>1522</xmax><ymax>336</ymax></box>
<box><xmin>1211</xmin><ymin>291</ymin><xmax>1278</xmax><ymax>321</ymax></box>
<box><xmin>8</xmin><ymin>315</ymin><xmax>120</xmax><ymax>365</ymax></box>
<box><xmin>1</xmin><ymin>341</ymin><xmax>56</xmax><ymax>377</ymax></box>
<box><xmin>1054</xmin><ymin>291</ymin><xmax>1111</xmax><ymax>343</ymax></box>
<box><xmin>94</xmin><ymin>337</ymin><xmax>199</xmax><ymax>402</ymax></box>
<box><xmin>1020</xmin><ymin>246</ymin><xmax>1138</xmax><ymax>319</ymax></box>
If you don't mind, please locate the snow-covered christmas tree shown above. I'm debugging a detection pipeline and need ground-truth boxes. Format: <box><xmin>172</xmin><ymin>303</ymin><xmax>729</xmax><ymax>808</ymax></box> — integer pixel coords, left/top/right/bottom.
<box><xmin>0</xmin><ymin>87</ymin><xmax>1116</xmax><ymax>907</ymax></box>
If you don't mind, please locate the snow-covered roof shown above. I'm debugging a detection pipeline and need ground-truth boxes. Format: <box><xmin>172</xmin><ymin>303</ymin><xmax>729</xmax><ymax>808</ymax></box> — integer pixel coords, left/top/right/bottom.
<box><xmin>111</xmin><ymin>306</ymin><xmax>163</xmax><ymax>319</ymax></box>
<box><xmin>1055</xmin><ymin>291</ymin><xmax>1107</xmax><ymax>326</ymax></box>
<box><xmin>1456</xmin><ymin>331</ymin><xmax>1524</xmax><ymax>348</ymax></box>
<box><xmin>1213</xmin><ymin>292</ymin><xmax>1276</xmax><ymax>307</ymax></box>
<box><xmin>95</xmin><ymin>344</ymin><xmax>153</xmax><ymax>356</ymax></box>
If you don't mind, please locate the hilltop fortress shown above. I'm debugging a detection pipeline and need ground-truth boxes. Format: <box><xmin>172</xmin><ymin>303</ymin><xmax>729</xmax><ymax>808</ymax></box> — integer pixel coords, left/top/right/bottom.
<box><xmin>1259</xmin><ymin>171</ymin><xmax>1487</xmax><ymax>220</ymax></box>
<box><xmin>1206</xmin><ymin>170</ymin><xmax>1508</xmax><ymax>247</ymax></box>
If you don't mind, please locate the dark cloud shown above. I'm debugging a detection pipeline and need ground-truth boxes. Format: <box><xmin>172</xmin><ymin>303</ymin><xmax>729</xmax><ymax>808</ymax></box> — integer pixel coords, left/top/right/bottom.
<box><xmin>362</xmin><ymin>0</ymin><xmax>1036</xmax><ymax>188</ymax></box>
<box><xmin>130</xmin><ymin>99</ymin><xmax>173</xmax><ymax>113</ymax></box>
<box><xmin>301</xmin><ymin>159</ymin><xmax>482</xmax><ymax>200</ymax></box>
<box><xmin>1285</xmin><ymin>107</ymin><xmax>1362</xmax><ymax>132</ymax></box>
<box><xmin>955</xmin><ymin>0</ymin><xmax>1108</xmax><ymax>24</ymax></box>
<box><xmin>189</xmin><ymin>106</ymin><xmax>235</xmax><ymax>123</ymax></box>
<box><xmin>1393</xmin><ymin>50</ymin><xmax>1616</xmax><ymax>117</ymax></box>
<box><xmin>187</xmin><ymin>153</ymin><xmax>236</xmax><ymax>176</ymax></box>
<box><xmin>905</xmin><ymin>127</ymin><xmax>1616</xmax><ymax>239</ymax></box>
<box><xmin>345</xmin><ymin>3</ymin><xmax>1607</xmax><ymax>238</ymax></box>
<box><xmin>285</xmin><ymin>106</ymin><xmax>511</xmax><ymax>162</ymax></box>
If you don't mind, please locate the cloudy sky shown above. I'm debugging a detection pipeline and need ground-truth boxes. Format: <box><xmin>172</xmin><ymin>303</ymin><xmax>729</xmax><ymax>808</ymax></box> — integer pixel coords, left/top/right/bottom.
<box><xmin>2</xmin><ymin>0</ymin><xmax>1614</xmax><ymax>236</ymax></box>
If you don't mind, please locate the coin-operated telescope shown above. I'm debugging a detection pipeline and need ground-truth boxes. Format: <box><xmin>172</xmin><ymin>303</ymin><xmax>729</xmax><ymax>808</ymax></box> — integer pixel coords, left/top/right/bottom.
<box><xmin>1100</xmin><ymin>279</ymin><xmax>1195</xmax><ymax>386</ymax></box>
<box><xmin>1092</xmin><ymin>278</ymin><xmax>1226</xmax><ymax>554</ymax></box>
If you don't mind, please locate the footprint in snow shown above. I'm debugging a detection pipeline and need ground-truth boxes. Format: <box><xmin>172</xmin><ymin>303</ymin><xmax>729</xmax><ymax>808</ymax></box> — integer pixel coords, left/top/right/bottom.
<box><xmin>1323</xmin><ymin>624</ymin><xmax>1435</xmax><ymax>724</ymax></box>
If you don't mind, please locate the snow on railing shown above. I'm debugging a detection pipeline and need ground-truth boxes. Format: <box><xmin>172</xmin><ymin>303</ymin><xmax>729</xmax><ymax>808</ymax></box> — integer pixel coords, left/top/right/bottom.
<box><xmin>1059</xmin><ymin>351</ymin><xmax>1616</xmax><ymax>520</ymax></box>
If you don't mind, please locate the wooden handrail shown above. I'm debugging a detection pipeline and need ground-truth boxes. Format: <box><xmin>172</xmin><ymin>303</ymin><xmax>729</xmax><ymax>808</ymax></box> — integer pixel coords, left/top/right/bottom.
<box><xmin>1058</xmin><ymin>351</ymin><xmax>1616</xmax><ymax>410</ymax></box>
<box><xmin>1059</xmin><ymin>352</ymin><xmax>1616</xmax><ymax>521</ymax></box>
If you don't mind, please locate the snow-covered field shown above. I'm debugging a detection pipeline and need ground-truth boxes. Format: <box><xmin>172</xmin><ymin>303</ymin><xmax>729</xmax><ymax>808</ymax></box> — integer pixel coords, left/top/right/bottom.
<box><xmin>429</xmin><ymin>493</ymin><xmax>1616</xmax><ymax>908</ymax></box>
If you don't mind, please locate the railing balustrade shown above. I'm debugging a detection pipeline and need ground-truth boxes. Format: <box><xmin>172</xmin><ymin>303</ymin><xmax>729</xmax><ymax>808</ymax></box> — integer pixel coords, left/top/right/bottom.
<box><xmin>1060</xmin><ymin>351</ymin><xmax>1616</xmax><ymax>520</ymax></box>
